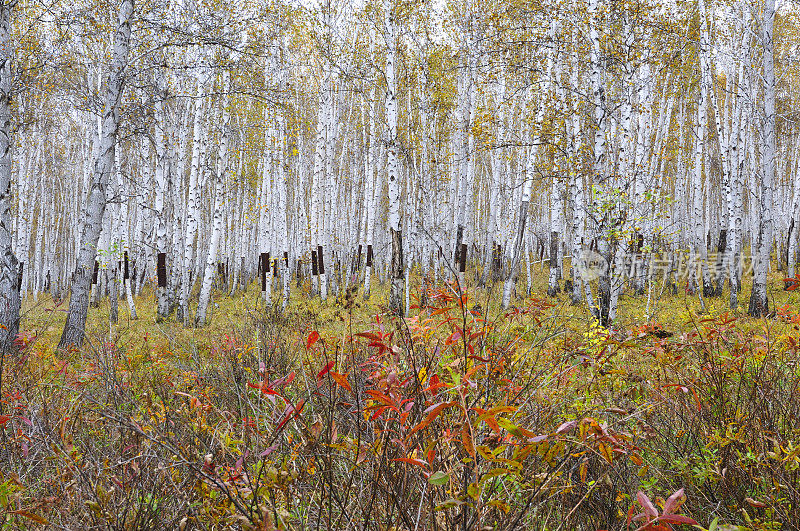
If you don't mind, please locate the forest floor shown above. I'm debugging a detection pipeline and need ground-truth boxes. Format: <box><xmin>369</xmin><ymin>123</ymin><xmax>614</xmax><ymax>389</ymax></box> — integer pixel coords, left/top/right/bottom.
<box><xmin>4</xmin><ymin>267</ymin><xmax>800</xmax><ymax>529</ymax></box>
<box><xmin>21</xmin><ymin>265</ymin><xmax>800</xmax><ymax>355</ymax></box>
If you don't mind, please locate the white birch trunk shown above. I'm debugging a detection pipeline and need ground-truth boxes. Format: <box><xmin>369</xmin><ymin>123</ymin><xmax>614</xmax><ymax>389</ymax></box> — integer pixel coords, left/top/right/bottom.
<box><xmin>59</xmin><ymin>0</ymin><xmax>133</xmax><ymax>350</ymax></box>
<box><xmin>196</xmin><ymin>73</ymin><xmax>230</xmax><ymax>326</ymax></box>
<box><xmin>179</xmin><ymin>82</ymin><xmax>205</xmax><ymax>326</ymax></box>
<box><xmin>363</xmin><ymin>90</ymin><xmax>378</xmax><ymax>299</ymax></box>
<box><xmin>748</xmin><ymin>0</ymin><xmax>775</xmax><ymax>317</ymax></box>
<box><xmin>154</xmin><ymin>94</ymin><xmax>171</xmax><ymax>320</ymax></box>
<box><xmin>0</xmin><ymin>1</ymin><xmax>19</xmax><ymax>353</ymax></box>
<box><xmin>502</xmin><ymin>131</ymin><xmax>535</xmax><ymax>309</ymax></box>
<box><xmin>385</xmin><ymin>0</ymin><xmax>404</xmax><ymax>315</ymax></box>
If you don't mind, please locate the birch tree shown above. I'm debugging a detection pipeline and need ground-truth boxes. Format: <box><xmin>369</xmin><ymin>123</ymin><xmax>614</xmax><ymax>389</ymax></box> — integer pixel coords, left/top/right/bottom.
<box><xmin>0</xmin><ymin>0</ymin><xmax>19</xmax><ymax>355</ymax></box>
<box><xmin>385</xmin><ymin>0</ymin><xmax>404</xmax><ymax>315</ymax></box>
<box><xmin>58</xmin><ymin>0</ymin><xmax>134</xmax><ymax>351</ymax></box>
<box><xmin>196</xmin><ymin>71</ymin><xmax>231</xmax><ymax>326</ymax></box>
<box><xmin>178</xmin><ymin>77</ymin><xmax>206</xmax><ymax>326</ymax></box>
<box><xmin>748</xmin><ymin>0</ymin><xmax>776</xmax><ymax>317</ymax></box>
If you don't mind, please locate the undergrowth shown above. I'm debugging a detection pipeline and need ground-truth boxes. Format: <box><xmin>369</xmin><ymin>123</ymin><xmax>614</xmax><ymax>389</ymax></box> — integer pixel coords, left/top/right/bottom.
<box><xmin>1</xmin><ymin>274</ymin><xmax>799</xmax><ymax>530</ymax></box>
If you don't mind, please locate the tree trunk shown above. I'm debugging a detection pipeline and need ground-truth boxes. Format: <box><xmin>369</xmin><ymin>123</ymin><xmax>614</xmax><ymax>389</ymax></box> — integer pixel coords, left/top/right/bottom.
<box><xmin>108</xmin><ymin>264</ymin><xmax>118</xmax><ymax>325</ymax></box>
<box><xmin>548</xmin><ymin>174</ymin><xmax>562</xmax><ymax>297</ymax></box>
<box><xmin>196</xmin><ymin>73</ymin><xmax>230</xmax><ymax>326</ymax></box>
<box><xmin>748</xmin><ymin>0</ymin><xmax>775</xmax><ymax>317</ymax></box>
<box><xmin>58</xmin><ymin>0</ymin><xmax>133</xmax><ymax>351</ymax></box>
<box><xmin>363</xmin><ymin>91</ymin><xmax>377</xmax><ymax>299</ymax></box>
<box><xmin>386</xmin><ymin>0</ymin><xmax>404</xmax><ymax>316</ymax></box>
<box><xmin>587</xmin><ymin>0</ymin><xmax>606</xmax><ymax>323</ymax></box>
<box><xmin>179</xmin><ymin>82</ymin><xmax>205</xmax><ymax>326</ymax></box>
<box><xmin>502</xmin><ymin>166</ymin><xmax>532</xmax><ymax>309</ymax></box>
<box><xmin>0</xmin><ymin>0</ymin><xmax>20</xmax><ymax>354</ymax></box>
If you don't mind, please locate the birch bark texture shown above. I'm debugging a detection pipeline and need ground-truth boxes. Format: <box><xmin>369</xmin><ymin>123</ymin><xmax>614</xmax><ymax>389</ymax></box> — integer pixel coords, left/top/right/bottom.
<box><xmin>196</xmin><ymin>72</ymin><xmax>231</xmax><ymax>326</ymax></box>
<box><xmin>748</xmin><ymin>0</ymin><xmax>776</xmax><ymax>317</ymax></box>
<box><xmin>179</xmin><ymin>81</ymin><xmax>205</xmax><ymax>326</ymax></box>
<box><xmin>385</xmin><ymin>0</ymin><xmax>404</xmax><ymax>316</ymax></box>
<box><xmin>58</xmin><ymin>0</ymin><xmax>133</xmax><ymax>351</ymax></box>
<box><xmin>0</xmin><ymin>0</ymin><xmax>20</xmax><ymax>355</ymax></box>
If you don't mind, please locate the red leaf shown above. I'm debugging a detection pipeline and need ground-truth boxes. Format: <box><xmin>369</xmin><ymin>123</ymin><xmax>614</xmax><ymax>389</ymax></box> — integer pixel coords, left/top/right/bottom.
<box><xmin>393</xmin><ymin>457</ymin><xmax>428</xmax><ymax>468</ymax></box>
<box><xmin>355</xmin><ymin>332</ymin><xmax>381</xmax><ymax>341</ymax></box>
<box><xmin>0</xmin><ymin>415</ymin><xmax>10</xmax><ymax>427</ymax></box>
<box><xmin>369</xmin><ymin>406</ymin><xmax>388</xmax><ymax>420</ymax></box>
<box><xmin>317</xmin><ymin>360</ymin><xmax>335</xmax><ymax>381</ymax></box>
<box><xmin>260</xmin><ymin>443</ymin><xmax>278</xmax><ymax>457</ymax></box>
<box><xmin>426</xmin><ymin>445</ymin><xmax>436</xmax><ymax>463</ymax></box>
<box><xmin>423</xmin><ymin>374</ymin><xmax>448</xmax><ymax>394</ymax></box>
<box><xmin>307</xmin><ymin>331</ymin><xmax>320</xmax><ymax>349</ymax></box>
<box><xmin>659</xmin><ymin>515</ymin><xmax>699</xmax><ymax>525</ymax></box>
<box><xmin>368</xmin><ymin>341</ymin><xmax>388</xmax><ymax>354</ymax></box>
<box><xmin>445</xmin><ymin>329</ymin><xmax>462</xmax><ymax>345</ymax></box>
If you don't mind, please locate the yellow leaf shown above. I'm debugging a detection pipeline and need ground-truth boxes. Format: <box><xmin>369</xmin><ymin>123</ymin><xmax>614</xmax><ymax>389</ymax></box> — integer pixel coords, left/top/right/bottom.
<box><xmin>598</xmin><ymin>442</ymin><xmax>613</xmax><ymax>464</ymax></box>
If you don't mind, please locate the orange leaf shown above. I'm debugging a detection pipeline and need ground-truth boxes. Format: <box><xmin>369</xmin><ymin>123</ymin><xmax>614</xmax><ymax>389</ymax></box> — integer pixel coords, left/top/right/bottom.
<box><xmin>247</xmin><ymin>382</ymin><xmax>280</xmax><ymax>395</ymax></box>
<box><xmin>307</xmin><ymin>331</ymin><xmax>320</xmax><ymax>349</ymax></box>
<box><xmin>482</xmin><ymin>416</ymin><xmax>500</xmax><ymax>433</ymax></box>
<box><xmin>690</xmin><ymin>387</ymin><xmax>702</xmax><ymax>411</ymax></box>
<box><xmin>626</xmin><ymin>503</ymin><xmax>636</xmax><ymax>525</ymax></box>
<box><xmin>10</xmin><ymin>511</ymin><xmax>48</xmax><ymax>525</ymax></box>
<box><xmin>445</xmin><ymin>329</ymin><xmax>462</xmax><ymax>345</ymax></box>
<box><xmin>598</xmin><ymin>442</ymin><xmax>613</xmax><ymax>464</ymax></box>
<box><xmin>407</xmin><ymin>402</ymin><xmax>456</xmax><ymax>438</ymax></box>
<box><xmin>365</xmin><ymin>389</ymin><xmax>395</xmax><ymax>407</ymax></box>
<box><xmin>276</xmin><ymin>399</ymin><xmax>305</xmax><ymax>430</ymax></box>
<box><xmin>356</xmin><ymin>446</ymin><xmax>368</xmax><ymax>465</ymax></box>
<box><xmin>330</xmin><ymin>371</ymin><xmax>352</xmax><ymax>393</ymax></box>
<box><xmin>745</xmin><ymin>497</ymin><xmax>767</xmax><ymax>508</ymax></box>
<box><xmin>461</xmin><ymin>424</ymin><xmax>476</xmax><ymax>458</ymax></box>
